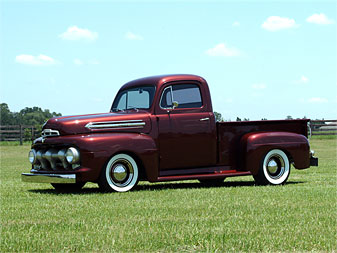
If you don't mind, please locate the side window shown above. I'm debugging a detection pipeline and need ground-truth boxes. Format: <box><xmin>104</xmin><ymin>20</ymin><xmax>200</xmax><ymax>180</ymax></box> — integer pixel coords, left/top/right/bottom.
<box><xmin>160</xmin><ymin>83</ymin><xmax>203</xmax><ymax>109</ymax></box>
<box><xmin>173</xmin><ymin>84</ymin><xmax>203</xmax><ymax>108</ymax></box>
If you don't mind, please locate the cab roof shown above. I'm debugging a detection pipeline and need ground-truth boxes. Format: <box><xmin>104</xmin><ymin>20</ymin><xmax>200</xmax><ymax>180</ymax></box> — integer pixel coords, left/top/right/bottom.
<box><xmin>119</xmin><ymin>74</ymin><xmax>206</xmax><ymax>91</ymax></box>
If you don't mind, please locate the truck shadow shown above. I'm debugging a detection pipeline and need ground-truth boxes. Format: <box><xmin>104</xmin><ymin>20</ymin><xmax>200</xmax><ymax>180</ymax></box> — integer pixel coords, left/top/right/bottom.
<box><xmin>134</xmin><ymin>181</ymin><xmax>304</xmax><ymax>191</ymax></box>
<box><xmin>28</xmin><ymin>181</ymin><xmax>304</xmax><ymax>195</ymax></box>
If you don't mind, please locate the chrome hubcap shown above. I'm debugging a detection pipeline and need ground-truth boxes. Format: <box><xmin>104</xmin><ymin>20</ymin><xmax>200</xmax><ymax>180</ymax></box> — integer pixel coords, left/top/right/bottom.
<box><xmin>112</xmin><ymin>164</ymin><xmax>127</xmax><ymax>182</ymax></box>
<box><xmin>266</xmin><ymin>155</ymin><xmax>285</xmax><ymax>179</ymax></box>
<box><xmin>267</xmin><ymin>159</ymin><xmax>278</xmax><ymax>174</ymax></box>
<box><xmin>109</xmin><ymin>158</ymin><xmax>134</xmax><ymax>187</ymax></box>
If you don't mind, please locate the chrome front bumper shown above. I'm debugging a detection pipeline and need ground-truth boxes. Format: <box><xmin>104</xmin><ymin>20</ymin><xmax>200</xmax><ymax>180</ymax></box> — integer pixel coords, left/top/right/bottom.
<box><xmin>21</xmin><ymin>173</ymin><xmax>76</xmax><ymax>184</ymax></box>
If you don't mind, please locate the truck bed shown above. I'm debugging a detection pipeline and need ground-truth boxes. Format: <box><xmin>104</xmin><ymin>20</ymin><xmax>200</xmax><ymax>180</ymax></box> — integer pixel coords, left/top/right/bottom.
<box><xmin>217</xmin><ymin>119</ymin><xmax>309</xmax><ymax>167</ymax></box>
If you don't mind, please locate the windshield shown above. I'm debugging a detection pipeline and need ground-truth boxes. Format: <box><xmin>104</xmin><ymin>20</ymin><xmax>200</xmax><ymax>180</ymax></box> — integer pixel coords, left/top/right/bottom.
<box><xmin>111</xmin><ymin>86</ymin><xmax>156</xmax><ymax>112</ymax></box>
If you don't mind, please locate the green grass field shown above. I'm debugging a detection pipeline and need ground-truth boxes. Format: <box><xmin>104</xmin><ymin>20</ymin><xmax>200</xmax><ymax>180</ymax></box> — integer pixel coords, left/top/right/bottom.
<box><xmin>1</xmin><ymin>138</ymin><xmax>336</xmax><ymax>252</ymax></box>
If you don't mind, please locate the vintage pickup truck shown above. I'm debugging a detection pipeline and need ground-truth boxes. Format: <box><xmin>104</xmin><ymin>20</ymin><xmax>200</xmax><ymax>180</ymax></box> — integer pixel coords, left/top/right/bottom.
<box><xmin>22</xmin><ymin>74</ymin><xmax>318</xmax><ymax>192</ymax></box>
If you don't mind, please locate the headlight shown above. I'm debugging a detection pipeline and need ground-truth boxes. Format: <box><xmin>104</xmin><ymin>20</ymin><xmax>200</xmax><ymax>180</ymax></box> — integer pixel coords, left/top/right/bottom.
<box><xmin>65</xmin><ymin>147</ymin><xmax>80</xmax><ymax>164</ymax></box>
<box><xmin>28</xmin><ymin>149</ymin><xmax>36</xmax><ymax>164</ymax></box>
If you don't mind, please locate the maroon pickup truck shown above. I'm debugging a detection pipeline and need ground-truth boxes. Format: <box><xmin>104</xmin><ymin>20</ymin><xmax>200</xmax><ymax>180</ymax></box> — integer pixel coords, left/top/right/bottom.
<box><xmin>22</xmin><ymin>74</ymin><xmax>318</xmax><ymax>192</ymax></box>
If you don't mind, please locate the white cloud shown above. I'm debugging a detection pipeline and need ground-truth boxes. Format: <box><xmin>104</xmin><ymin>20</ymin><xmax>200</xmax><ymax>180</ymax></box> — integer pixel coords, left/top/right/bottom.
<box><xmin>15</xmin><ymin>54</ymin><xmax>56</xmax><ymax>66</ymax></box>
<box><xmin>206</xmin><ymin>43</ymin><xmax>241</xmax><ymax>57</ymax></box>
<box><xmin>252</xmin><ymin>83</ymin><xmax>267</xmax><ymax>90</ymax></box>
<box><xmin>74</xmin><ymin>59</ymin><xmax>83</xmax><ymax>65</ymax></box>
<box><xmin>308</xmin><ymin>97</ymin><xmax>328</xmax><ymax>103</ymax></box>
<box><xmin>293</xmin><ymin>75</ymin><xmax>309</xmax><ymax>84</ymax></box>
<box><xmin>125</xmin><ymin>32</ymin><xmax>143</xmax><ymax>40</ymax></box>
<box><xmin>232</xmin><ymin>21</ymin><xmax>240</xmax><ymax>27</ymax></box>
<box><xmin>59</xmin><ymin>26</ymin><xmax>98</xmax><ymax>41</ymax></box>
<box><xmin>262</xmin><ymin>16</ymin><xmax>298</xmax><ymax>31</ymax></box>
<box><xmin>306</xmin><ymin>13</ymin><xmax>335</xmax><ymax>25</ymax></box>
<box><xmin>299</xmin><ymin>75</ymin><xmax>309</xmax><ymax>83</ymax></box>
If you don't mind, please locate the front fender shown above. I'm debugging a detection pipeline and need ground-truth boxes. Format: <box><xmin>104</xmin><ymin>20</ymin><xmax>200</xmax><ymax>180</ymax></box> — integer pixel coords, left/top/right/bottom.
<box><xmin>240</xmin><ymin>132</ymin><xmax>310</xmax><ymax>175</ymax></box>
<box><xmin>35</xmin><ymin>133</ymin><xmax>158</xmax><ymax>182</ymax></box>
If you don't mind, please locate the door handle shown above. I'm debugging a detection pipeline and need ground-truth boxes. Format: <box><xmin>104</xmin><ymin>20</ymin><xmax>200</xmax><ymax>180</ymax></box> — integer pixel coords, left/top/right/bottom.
<box><xmin>200</xmin><ymin>117</ymin><xmax>210</xmax><ymax>121</ymax></box>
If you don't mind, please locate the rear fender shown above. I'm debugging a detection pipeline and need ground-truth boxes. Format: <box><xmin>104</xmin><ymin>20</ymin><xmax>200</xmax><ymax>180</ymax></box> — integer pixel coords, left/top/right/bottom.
<box><xmin>240</xmin><ymin>132</ymin><xmax>310</xmax><ymax>175</ymax></box>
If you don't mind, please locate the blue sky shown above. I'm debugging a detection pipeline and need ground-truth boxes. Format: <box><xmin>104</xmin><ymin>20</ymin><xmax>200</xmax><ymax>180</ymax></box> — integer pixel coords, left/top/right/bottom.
<box><xmin>1</xmin><ymin>0</ymin><xmax>336</xmax><ymax>120</ymax></box>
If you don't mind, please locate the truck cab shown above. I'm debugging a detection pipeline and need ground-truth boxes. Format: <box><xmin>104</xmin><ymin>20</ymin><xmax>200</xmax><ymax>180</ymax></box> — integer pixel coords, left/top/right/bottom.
<box><xmin>22</xmin><ymin>74</ymin><xmax>318</xmax><ymax>192</ymax></box>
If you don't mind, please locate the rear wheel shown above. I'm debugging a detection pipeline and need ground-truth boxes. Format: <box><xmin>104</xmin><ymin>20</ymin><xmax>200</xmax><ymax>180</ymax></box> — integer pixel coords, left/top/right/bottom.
<box><xmin>98</xmin><ymin>154</ymin><xmax>139</xmax><ymax>192</ymax></box>
<box><xmin>254</xmin><ymin>149</ymin><xmax>290</xmax><ymax>185</ymax></box>
<box><xmin>51</xmin><ymin>182</ymin><xmax>85</xmax><ymax>192</ymax></box>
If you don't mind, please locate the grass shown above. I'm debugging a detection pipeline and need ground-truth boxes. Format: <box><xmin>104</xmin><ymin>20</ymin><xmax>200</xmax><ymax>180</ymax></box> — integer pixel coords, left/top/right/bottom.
<box><xmin>1</xmin><ymin>138</ymin><xmax>336</xmax><ymax>252</ymax></box>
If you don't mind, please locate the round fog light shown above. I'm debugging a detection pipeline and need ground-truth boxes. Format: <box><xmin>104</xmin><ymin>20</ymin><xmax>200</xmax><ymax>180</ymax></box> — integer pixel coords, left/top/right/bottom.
<box><xmin>65</xmin><ymin>147</ymin><xmax>80</xmax><ymax>164</ymax></box>
<box><xmin>28</xmin><ymin>149</ymin><xmax>36</xmax><ymax>164</ymax></box>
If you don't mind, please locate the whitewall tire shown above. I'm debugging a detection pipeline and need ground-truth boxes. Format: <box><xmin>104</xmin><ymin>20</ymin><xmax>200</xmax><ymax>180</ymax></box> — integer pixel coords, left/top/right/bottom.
<box><xmin>98</xmin><ymin>154</ymin><xmax>139</xmax><ymax>192</ymax></box>
<box><xmin>254</xmin><ymin>149</ymin><xmax>290</xmax><ymax>185</ymax></box>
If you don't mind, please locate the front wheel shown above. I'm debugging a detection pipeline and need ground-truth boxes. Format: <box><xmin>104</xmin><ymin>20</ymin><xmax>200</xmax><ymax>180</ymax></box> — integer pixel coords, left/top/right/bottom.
<box><xmin>98</xmin><ymin>154</ymin><xmax>139</xmax><ymax>192</ymax></box>
<box><xmin>253</xmin><ymin>149</ymin><xmax>290</xmax><ymax>185</ymax></box>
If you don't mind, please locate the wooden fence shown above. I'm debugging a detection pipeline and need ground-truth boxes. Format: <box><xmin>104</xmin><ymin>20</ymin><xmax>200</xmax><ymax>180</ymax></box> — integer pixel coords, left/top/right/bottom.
<box><xmin>0</xmin><ymin>120</ymin><xmax>336</xmax><ymax>145</ymax></box>
<box><xmin>309</xmin><ymin>120</ymin><xmax>337</xmax><ymax>136</ymax></box>
<box><xmin>0</xmin><ymin>125</ymin><xmax>40</xmax><ymax>144</ymax></box>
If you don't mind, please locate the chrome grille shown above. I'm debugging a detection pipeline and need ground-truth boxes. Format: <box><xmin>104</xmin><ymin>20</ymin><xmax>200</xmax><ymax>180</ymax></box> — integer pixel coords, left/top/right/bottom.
<box><xmin>32</xmin><ymin>148</ymin><xmax>79</xmax><ymax>171</ymax></box>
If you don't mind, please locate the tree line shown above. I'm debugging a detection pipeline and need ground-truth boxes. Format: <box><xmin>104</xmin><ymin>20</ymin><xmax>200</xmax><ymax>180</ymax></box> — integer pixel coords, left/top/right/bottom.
<box><xmin>0</xmin><ymin>103</ymin><xmax>62</xmax><ymax>126</ymax></box>
<box><xmin>214</xmin><ymin>112</ymin><xmax>326</xmax><ymax>124</ymax></box>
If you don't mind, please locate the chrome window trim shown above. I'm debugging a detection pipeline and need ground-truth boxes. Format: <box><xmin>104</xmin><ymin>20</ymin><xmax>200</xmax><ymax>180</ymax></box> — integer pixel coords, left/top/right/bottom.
<box><xmin>85</xmin><ymin>120</ymin><xmax>145</xmax><ymax>130</ymax></box>
<box><xmin>160</xmin><ymin>86</ymin><xmax>174</xmax><ymax>110</ymax></box>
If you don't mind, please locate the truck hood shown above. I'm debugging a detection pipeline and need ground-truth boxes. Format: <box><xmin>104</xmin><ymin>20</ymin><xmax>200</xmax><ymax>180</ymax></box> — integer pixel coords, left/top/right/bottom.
<box><xmin>43</xmin><ymin>111</ymin><xmax>152</xmax><ymax>136</ymax></box>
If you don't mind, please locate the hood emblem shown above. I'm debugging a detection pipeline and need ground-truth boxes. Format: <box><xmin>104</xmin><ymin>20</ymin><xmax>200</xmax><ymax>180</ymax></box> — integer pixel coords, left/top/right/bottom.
<box><xmin>42</xmin><ymin>129</ymin><xmax>60</xmax><ymax>138</ymax></box>
<box><xmin>85</xmin><ymin>120</ymin><xmax>145</xmax><ymax>130</ymax></box>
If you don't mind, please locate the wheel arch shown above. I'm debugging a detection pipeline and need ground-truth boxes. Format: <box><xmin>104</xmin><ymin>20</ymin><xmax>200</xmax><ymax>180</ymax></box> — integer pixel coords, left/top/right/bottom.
<box><xmin>102</xmin><ymin>150</ymin><xmax>148</xmax><ymax>181</ymax></box>
<box><xmin>240</xmin><ymin>131</ymin><xmax>310</xmax><ymax>175</ymax></box>
<box><xmin>93</xmin><ymin>133</ymin><xmax>158</xmax><ymax>182</ymax></box>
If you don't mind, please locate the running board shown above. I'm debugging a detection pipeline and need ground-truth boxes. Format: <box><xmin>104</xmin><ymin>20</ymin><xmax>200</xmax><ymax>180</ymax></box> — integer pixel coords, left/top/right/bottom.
<box><xmin>157</xmin><ymin>170</ymin><xmax>251</xmax><ymax>182</ymax></box>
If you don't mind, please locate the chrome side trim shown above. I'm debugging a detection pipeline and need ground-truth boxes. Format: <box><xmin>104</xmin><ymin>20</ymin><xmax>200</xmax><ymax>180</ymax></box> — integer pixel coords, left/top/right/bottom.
<box><xmin>21</xmin><ymin>173</ymin><xmax>76</xmax><ymax>184</ymax></box>
<box><xmin>200</xmin><ymin>117</ymin><xmax>210</xmax><ymax>121</ymax></box>
<box><xmin>85</xmin><ymin>120</ymin><xmax>145</xmax><ymax>129</ymax></box>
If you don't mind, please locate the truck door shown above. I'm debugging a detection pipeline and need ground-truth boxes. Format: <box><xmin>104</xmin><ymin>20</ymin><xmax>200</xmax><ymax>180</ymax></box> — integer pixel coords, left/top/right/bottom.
<box><xmin>157</xmin><ymin>82</ymin><xmax>217</xmax><ymax>170</ymax></box>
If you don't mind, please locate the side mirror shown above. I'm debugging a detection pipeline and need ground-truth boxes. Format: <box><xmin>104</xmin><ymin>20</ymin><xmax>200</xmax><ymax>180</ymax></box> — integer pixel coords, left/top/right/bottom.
<box><xmin>172</xmin><ymin>101</ymin><xmax>179</xmax><ymax>109</ymax></box>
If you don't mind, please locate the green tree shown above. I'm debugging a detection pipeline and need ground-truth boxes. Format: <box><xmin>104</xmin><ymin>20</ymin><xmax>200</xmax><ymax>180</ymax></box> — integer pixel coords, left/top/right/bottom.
<box><xmin>0</xmin><ymin>103</ymin><xmax>62</xmax><ymax>126</ymax></box>
<box><xmin>214</xmin><ymin>111</ymin><xmax>223</xmax><ymax>122</ymax></box>
<box><xmin>0</xmin><ymin>103</ymin><xmax>14</xmax><ymax>125</ymax></box>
